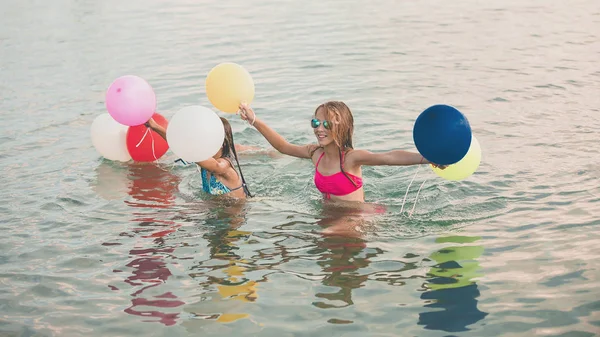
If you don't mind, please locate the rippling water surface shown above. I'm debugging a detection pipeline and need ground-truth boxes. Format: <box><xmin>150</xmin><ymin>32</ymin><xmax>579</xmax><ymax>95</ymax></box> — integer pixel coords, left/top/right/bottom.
<box><xmin>1</xmin><ymin>0</ymin><xmax>599</xmax><ymax>336</ymax></box>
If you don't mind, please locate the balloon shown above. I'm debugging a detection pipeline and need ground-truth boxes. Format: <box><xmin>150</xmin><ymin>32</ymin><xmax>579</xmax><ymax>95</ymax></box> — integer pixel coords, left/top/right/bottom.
<box><xmin>166</xmin><ymin>106</ymin><xmax>225</xmax><ymax>162</ymax></box>
<box><xmin>126</xmin><ymin>113</ymin><xmax>169</xmax><ymax>162</ymax></box>
<box><xmin>105</xmin><ymin>75</ymin><xmax>156</xmax><ymax>126</ymax></box>
<box><xmin>205</xmin><ymin>63</ymin><xmax>254</xmax><ymax>113</ymax></box>
<box><xmin>90</xmin><ymin>113</ymin><xmax>131</xmax><ymax>162</ymax></box>
<box><xmin>413</xmin><ymin>104</ymin><xmax>472</xmax><ymax>165</ymax></box>
<box><xmin>431</xmin><ymin>136</ymin><xmax>481</xmax><ymax>181</ymax></box>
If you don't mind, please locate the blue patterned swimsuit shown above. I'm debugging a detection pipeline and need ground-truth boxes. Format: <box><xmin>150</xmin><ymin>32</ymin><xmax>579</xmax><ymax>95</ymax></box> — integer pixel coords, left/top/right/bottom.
<box><xmin>200</xmin><ymin>167</ymin><xmax>243</xmax><ymax>196</ymax></box>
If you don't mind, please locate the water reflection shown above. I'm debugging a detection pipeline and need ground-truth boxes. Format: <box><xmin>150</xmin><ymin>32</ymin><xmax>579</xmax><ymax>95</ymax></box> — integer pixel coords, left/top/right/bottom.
<box><xmin>122</xmin><ymin>239</ymin><xmax>182</xmax><ymax>326</ymax></box>
<box><xmin>91</xmin><ymin>161</ymin><xmax>131</xmax><ymax>200</ymax></box>
<box><xmin>94</xmin><ymin>162</ymin><xmax>489</xmax><ymax>330</ymax></box>
<box><xmin>185</xmin><ymin>199</ymin><xmax>258</xmax><ymax>324</ymax></box>
<box><xmin>102</xmin><ymin>163</ymin><xmax>185</xmax><ymax>326</ymax></box>
<box><xmin>125</xmin><ymin>163</ymin><xmax>180</xmax><ymax>209</ymax></box>
<box><xmin>311</xmin><ymin>202</ymin><xmax>384</xmax><ymax>309</ymax></box>
<box><xmin>311</xmin><ymin>235</ymin><xmax>371</xmax><ymax>309</ymax></box>
<box><xmin>418</xmin><ymin>236</ymin><xmax>488</xmax><ymax>333</ymax></box>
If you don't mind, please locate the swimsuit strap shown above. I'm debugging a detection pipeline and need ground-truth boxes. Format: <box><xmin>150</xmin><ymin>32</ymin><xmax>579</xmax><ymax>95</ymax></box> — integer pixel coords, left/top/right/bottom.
<box><xmin>315</xmin><ymin>151</ymin><xmax>330</xmax><ymax>199</ymax></box>
<box><xmin>315</xmin><ymin>152</ymin><xmax>325</xmax><ymax>170</ymax></box>
<box><xmin>228</xmin><ymin>185</ymin><xmax>244</xmax><ymax>192</ymax></box>
<box><xmin>339</xmin><ymin>148</ymin><xmax>358</xmax><ymax>188</ymax></box>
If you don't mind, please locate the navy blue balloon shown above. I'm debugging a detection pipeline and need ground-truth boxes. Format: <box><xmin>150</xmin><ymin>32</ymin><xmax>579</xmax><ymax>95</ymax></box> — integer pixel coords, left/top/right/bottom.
<box><xmin>413</xmin><ymin>105</ymin><xmax>472</xmax><ymax>165</ymax></box>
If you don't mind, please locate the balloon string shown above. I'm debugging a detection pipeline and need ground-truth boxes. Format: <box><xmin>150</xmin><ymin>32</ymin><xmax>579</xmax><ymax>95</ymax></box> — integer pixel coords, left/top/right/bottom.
<box><xmin>149</xmin><ymin>131</ymin><xmax>157</xmax><ymax>161</ymax></box>
<box><xmin>400</xmin><ymin>165</ymin><xmax>421</xmax><ymax>215</ymax></box>
<box><xmin>409</xmin><ymin>179</ymin><xmax>428</xmax><ymax>218</ymax></box>
<box><xmin>136</xmin><ymin>127</ymin><xmax>150</xmax><ymax>148</ymax></box>
<box><xmin>135</xmin><ymin>127</ymin><xmax>158</xmax><ymax>162</ymax></box>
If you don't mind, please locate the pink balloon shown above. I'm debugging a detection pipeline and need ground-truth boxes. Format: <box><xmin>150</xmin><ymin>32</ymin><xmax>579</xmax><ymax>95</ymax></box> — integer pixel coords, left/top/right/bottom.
<box><xmin>105</xmin><ymin>75</ymin><xmax>156</xmax><ymax>126</ymax></box>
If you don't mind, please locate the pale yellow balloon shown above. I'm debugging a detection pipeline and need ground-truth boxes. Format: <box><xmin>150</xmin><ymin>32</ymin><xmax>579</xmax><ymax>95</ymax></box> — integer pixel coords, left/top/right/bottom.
<box><xmin>431</xmin><ymin>135</ymin><xmax>481</xmax><ymax>181</ymax></box>
<box><xmin>205</xmin><ymin>62</ymin><xmax>255</xmax><ymax>113</ymax></box>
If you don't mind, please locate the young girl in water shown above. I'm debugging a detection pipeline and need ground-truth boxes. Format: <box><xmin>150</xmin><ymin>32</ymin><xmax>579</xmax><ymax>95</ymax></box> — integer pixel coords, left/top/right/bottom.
<box><xmin>238</xmin><ymin>101</ymin><xmax>444</xmax><ymax>203</ymax></box>
<box><xmin>146</xmin><ymin>117</ymin><xmax>252</xmax><ymax>199</ymax></box>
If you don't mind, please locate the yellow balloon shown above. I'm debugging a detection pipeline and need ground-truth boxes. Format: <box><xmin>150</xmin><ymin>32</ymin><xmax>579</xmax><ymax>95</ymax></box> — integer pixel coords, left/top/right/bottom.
<box><xmin>205</xmin><ymin>62</ymin><xmax>255</xmax><ymax>113</ymax></box>
<box><xmin>431</xmin><ymin>135</ymin><xmax>481</xmax><ymax>181</ymax></box>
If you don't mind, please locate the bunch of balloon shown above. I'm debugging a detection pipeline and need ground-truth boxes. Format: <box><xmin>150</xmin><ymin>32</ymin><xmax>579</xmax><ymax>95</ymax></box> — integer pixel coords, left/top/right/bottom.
<box><xmin>412</xmin><ymin>105</ymin><xmax>482</xmax><ymax>181</ymax></box>
<box><xmin>90</xmin><ymin>75</ymin><xmax>169</xmax><ymax>162</ymax></box>
<box><xmin>91</xmin><ymin>62</ymin><xmax>256</xmax><ymax>163</ymax></box>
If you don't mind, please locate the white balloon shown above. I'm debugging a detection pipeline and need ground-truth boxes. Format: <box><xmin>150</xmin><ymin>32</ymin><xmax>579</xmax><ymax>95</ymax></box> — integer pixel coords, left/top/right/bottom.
<box><xmin>167</xmin><ymin>106</ymin><xmax>225</xmax><ymax>163</ymax></box>
<box><xmin>90</xmin><ymin>113</ymin><xmax>131</xmax><ymax>162</ymax></box>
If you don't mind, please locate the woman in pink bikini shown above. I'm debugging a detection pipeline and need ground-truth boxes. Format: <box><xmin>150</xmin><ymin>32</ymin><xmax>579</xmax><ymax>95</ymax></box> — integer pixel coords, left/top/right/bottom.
<box><xmin>238</xmin><ymin>101</ymin><xmax>444</xmax><ymax>203</ymax></box>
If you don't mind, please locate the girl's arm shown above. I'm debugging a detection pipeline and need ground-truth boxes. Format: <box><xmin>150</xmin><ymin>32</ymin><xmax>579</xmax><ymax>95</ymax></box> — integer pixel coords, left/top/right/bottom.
<box><xmin>239</xmin><ymin>104</ymin><xmax>315</xmax><ymax>159</ymax></box>
<box><xmin>349</xmin><ymin>149</ymin><xmax>444</xmax><ymax>167</ymax></box>
<box><xmin>146</xmin><ymin>118</ymin><xmax>167</xmax><ymax>140</ymax></box>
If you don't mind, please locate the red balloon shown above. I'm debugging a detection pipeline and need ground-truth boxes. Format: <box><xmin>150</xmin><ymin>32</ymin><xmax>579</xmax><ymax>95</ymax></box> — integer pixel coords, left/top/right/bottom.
<box><xmin>126</xmin><ymin>113</ymin><xmax>169</xmax><ymax>162</ymax></box>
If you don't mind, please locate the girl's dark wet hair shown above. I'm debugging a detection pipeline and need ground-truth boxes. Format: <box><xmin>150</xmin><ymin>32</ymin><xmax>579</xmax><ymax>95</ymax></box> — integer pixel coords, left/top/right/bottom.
<box><xmin>219</xmin><ymin>117</ymin><xmax>252</xmax><ymax>197</ymax></box>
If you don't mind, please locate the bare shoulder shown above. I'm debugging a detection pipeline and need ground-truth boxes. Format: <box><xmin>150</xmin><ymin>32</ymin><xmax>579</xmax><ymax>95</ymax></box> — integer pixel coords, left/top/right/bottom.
<box><xmin>215</xmin><ymin>157</ymin><xmax>236</xmax><ymax>177</ymax></box>
<box><xmin>345</xmin><ymin>148</ymin><xmax>373</xmax><ymax>167</ymax></box>
<box><xmin>345</xmin><ymin>148</ymin><xmax>369</xmax><ymax>160</ymax></box>
<box><xmin>216</xmin><ymin>157</ymin><xmax>233</xmax><ymax>165</ymax></box>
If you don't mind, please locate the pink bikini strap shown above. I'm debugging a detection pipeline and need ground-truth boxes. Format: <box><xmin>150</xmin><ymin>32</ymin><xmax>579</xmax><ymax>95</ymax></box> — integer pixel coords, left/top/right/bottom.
<box><xmin>339</xmin><ymin>148</ymin><xmax>358</xmax><ymax>188</ymax></box>
<box><xmin>316</xmin><ymin>152</ymin><xmax>325</xmax><ymax>169</ymax></box>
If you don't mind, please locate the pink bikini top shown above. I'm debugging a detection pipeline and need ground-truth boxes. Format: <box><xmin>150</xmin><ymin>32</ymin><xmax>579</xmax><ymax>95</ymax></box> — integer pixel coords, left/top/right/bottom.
<box><xmin>314</xmin><ymin>151</ymin><xmax>363</xmax><ymax>199</ymax></box>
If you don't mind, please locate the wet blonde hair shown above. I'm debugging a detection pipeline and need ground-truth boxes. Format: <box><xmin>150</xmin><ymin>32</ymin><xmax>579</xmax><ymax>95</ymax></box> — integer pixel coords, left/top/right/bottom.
<box><xmin>314</xmin><ymin>101</ymin><xmax>354</xmax><ymax>150</ymax></box>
